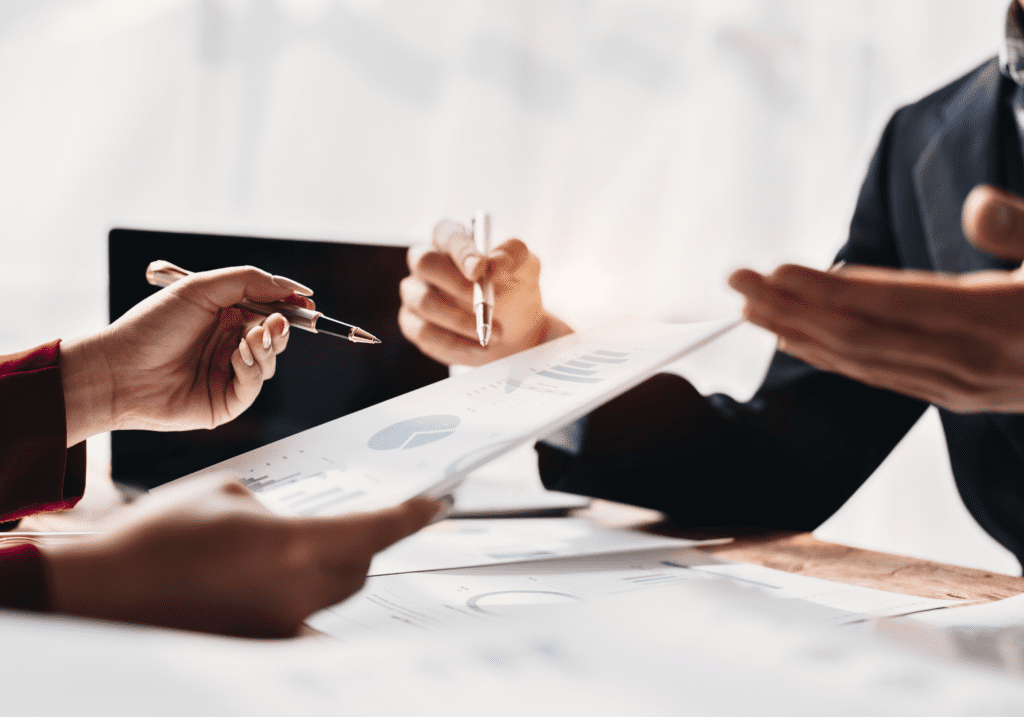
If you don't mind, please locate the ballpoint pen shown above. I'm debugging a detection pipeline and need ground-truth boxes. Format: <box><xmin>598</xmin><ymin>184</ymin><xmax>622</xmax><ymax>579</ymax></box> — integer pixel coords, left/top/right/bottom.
<box><xmin>146</xmin><ymin>260</ymin><xmax>382</xmax><ymax>344</ymax></box>
<box><xmin>471</xmin><ymin>210</ymin><xmax>494</xmax><ymax>347</ymax></box>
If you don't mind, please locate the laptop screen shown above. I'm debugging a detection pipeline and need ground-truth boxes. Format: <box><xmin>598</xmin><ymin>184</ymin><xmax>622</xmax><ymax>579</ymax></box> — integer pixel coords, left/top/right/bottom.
<box><xmin>108</xmin><ymin>228</ymin><xmax>448</xmax><ymax>489</ymax></box>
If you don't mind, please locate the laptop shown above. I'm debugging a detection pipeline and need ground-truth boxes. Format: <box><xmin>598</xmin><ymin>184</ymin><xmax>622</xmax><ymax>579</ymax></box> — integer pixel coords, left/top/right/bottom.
<box><xmin>108</xmin><ymin>228</ymin><xmax>448</xmax><ymax>489</ymax></box>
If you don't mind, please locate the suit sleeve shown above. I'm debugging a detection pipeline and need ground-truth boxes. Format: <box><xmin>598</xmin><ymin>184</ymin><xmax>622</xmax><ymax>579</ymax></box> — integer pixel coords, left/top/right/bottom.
<box><xmin>538</xmin><ymin>110</ymin><xmax>930</xmax><ymax>531</ymax></box>
<box><xmin>0</xmin><ymin>340</ymin><xmax>87</xmax><ymax>611</ymax></box>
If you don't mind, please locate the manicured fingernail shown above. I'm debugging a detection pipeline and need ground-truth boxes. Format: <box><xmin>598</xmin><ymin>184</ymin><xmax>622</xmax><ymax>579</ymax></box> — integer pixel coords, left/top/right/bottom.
<box><xmin>272</xmin><ymin>275</ymin><xmax>314</xmax><ymax>296</ymax></box>
<box><xmin>280</xmin><ymin>320</ymin><xmax>289</xmax><ymax>337</ymax></box>
<box><xmin>262</xmin><ymin>327</ymin><xmax>272</xmax><ymax>350</ymax></box>
<box><xmin>239</xmin><ymin>339</ymin><xmax>254</xmax><ymax>366</ymax></box>
<box><xmin>463</xmin><ymin>255</ymin><xmax>482</xmax><ymax>278</ymax></box>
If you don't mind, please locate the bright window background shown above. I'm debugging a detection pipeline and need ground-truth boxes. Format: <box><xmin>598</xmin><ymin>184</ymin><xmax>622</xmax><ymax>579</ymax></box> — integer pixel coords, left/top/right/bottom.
<box><xmin>0</xmin><ymin>0</ymin><xmax>1018</xmax><ymax>573</ymax></box>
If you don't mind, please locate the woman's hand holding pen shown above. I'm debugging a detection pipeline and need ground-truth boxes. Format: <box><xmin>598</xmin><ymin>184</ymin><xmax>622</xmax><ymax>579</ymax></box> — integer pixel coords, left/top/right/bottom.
<box><xmin>60</xmin><ymin>265</ymin><xmax>316</xmax><ymax>446</ymax></box>
<box><xmin>400</xmin><ymin>219</ymin><xmax>573</xmax><ymax>366</ymax></box>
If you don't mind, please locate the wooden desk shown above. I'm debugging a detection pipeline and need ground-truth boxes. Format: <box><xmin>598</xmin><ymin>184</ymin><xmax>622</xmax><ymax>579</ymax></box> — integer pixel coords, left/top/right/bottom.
<box><xmin>575</xmin><ymin>499</ymin><xmax>1024</xmax><ymax>606</ymax></box>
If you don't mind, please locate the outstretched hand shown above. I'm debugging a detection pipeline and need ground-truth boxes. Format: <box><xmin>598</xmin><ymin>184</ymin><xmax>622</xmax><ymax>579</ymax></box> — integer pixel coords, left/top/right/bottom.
<box><xmin>42</xmin><ymin>476</ymin><xmax>442</xmax><ymax>637</ymax></box>
<box><xmin>729</xmin><ymin>185</ymin><xmax>1024</xmax><ymax>414</ymax></box>
<box><xmin>61</xmin><ymin>265</ymin><xmax>316</xmax><ymax>445</ymax></box>
<box><xmin>399</xmin><ymin>220</ymin><xmax>573</xmax><ymax>366</ymax></box>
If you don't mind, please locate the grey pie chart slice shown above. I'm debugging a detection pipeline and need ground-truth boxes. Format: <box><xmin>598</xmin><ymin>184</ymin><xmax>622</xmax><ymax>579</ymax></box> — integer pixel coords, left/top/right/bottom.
<box><xmin>367</xmin><ymin>415</ymin><xmax>462</xmax><ymax>450</ymax></box>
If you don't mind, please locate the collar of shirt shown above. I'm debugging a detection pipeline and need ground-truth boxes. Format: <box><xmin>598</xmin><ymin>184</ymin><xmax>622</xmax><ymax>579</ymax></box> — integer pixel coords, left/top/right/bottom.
<box><xmin>1000</xmin><ymin>1</ymin><xmax>1024</xmax><ymax>85</ymax></box>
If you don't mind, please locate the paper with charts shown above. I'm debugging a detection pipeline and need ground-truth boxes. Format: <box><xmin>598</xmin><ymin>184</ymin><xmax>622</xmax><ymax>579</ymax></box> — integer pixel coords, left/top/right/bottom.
<box><xmin>310</xmin><ymin>548</ymin><xmax>964</xmax><ymax>641</ymax></box>
<box><xmin>182</xmin><ymin>318</ymin><xmax>740</xmax><ymax>516</ymax></box>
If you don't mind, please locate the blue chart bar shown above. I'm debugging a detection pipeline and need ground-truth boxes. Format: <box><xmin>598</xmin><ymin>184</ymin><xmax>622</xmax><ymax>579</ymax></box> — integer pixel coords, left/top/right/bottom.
<box><xmin>565</xmin><ymin>360</ymin><xmax>596</xmax><ymax>369</ymax></box>
<box><xmin>538</xmin><ymin>370</ymin><xmax>602</xmax><ymax>384</ymax></box>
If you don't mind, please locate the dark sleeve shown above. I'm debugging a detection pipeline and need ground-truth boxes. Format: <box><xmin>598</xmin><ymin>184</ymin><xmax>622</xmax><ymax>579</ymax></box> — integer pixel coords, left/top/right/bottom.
<box><xmin>538</xmin><ymin>110</ymin><xmax>929</xmax><ymax>531</ymax></box>
<box><xmin>0</xmin><ymin>340</ymin><xmax>87</xmax><ymax>612</ymax></box>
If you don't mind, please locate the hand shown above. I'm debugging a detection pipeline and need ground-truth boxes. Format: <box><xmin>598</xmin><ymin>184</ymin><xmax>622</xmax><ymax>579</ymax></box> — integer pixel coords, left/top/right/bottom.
<box><xmin>399</xmin><ymin>219</ymin><xmax>573</xmax><ymax>366</ymax></box>
<box><xmin>61</xmin><ymin>266</ymin><xmax>316</xmax><ymax>445</ymax></box>
<box><xmin>728</xmin><ymin>185</ymin><xmax>1024</xmax><ymax>414</ymax></box>
<box><xmin>42</xmin><ymin>476</ymin><xmax>442</xmax><ymax>637</ymax></box>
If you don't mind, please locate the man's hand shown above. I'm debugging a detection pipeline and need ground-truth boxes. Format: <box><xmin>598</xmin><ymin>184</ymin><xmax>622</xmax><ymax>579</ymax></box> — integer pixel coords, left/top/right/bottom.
<box><xmin>729</xmin><ymin>185</ymin><xmax>1024</xmax><ymax>414</ymax></box>
<box><xmin>42</xmin><ymin>476</ymin><xmax>442</xmax><ymax>638</ymax></box>
<box><xmin>61</xmin><ymin>266</ymin><xmax>315</xmax><ymax>444</ymax></box>
<box><xmin>399</xmin><ymin>220</ymin><xmax>572</xmax><ymax>366</ymax></box>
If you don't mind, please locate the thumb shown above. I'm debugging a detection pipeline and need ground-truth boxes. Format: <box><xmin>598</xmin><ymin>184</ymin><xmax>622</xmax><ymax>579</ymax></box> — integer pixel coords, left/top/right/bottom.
<box><xmin>962</xmin><ymin>185</ymin><xmax>1024</xmax><ymax>262</ymax></box>
<box><xmin>433</xmin><ymin>219</ymin><xmax>486</xmax><ymax>282</ymax></box>
<box><xmin>309</xmin><ymin>497</ymin><xmax>444</xmax><ymax>565</ymax></box>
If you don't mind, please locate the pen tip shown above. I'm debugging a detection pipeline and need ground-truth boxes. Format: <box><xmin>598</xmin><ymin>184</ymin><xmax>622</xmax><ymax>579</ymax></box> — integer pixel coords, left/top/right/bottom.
<box><xmin>349</xmin><ymin>327</ymin><xmax>382</xmax><ymax>344</ymax></box>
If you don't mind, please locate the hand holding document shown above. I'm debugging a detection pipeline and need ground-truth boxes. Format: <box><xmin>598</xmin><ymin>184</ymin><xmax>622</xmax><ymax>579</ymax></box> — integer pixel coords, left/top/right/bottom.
<box><xmin>178</xmin><ymin>319</ymin><xmax>742</xmax><ymax>517</ymax></box>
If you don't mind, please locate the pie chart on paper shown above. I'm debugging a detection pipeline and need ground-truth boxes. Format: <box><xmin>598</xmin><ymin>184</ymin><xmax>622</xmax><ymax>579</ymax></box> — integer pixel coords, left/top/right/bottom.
<box><xmin>367</xmin><ymin>415</ymin><xmax>461</xmax><ymax>451</ymax></box>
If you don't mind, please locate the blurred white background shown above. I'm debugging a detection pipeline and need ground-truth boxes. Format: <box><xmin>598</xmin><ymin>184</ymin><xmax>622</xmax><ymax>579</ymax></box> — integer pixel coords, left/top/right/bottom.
<box><xmin>0</xmin><ymin>0</ymin><xmax>1018</xmax><ymax>573</ymax></box>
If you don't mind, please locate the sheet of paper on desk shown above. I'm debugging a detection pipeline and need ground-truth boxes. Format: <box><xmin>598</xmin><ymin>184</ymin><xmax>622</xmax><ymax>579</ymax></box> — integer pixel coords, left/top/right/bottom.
<box><xmin>691</xmin><ymin>561</ymin><xmax>963</xmax><ymax>624</ymax></box>
<box><xmin>367</xmin><ymin>518</ymin><xmax>700</xmax><ymax>576</ymax></box>
<box><xmin>313</xmin><ymin>548</ymin><xmax>965</xmax><ymax>641</ymax></box>
<box><xmin>908</xmin><ymin>592</ymin><xmax>1024</xmax><ymax>627</ymax></box>
<box><xmin>174</xmin><ymin>319</ymin><xmax>739</xmax><ymax>516</ymax></box>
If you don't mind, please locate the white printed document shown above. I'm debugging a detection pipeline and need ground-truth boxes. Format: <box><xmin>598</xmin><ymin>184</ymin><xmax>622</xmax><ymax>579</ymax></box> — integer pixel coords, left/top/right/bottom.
<box><xmin>367</xmin><ymin>518</ymin><xmax>701</xmax><ymax>575</ymax></box>
<box><xmin>180</xmin><ymin>319</ymin><xmax>739</xmax><ymax>516</ymax></box>
<box><xmin>311</xmin><ymin>548</ymin><xmax>966</xmax><ymax>641</ymax></box>
<box><xmin>908</xmin><ymin>593</ymin><xmax>1024</xmax><ymax>627</ymax></box>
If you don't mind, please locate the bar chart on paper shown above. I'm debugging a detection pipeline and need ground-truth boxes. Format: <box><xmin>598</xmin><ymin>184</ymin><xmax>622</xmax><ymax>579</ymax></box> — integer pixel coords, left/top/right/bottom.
<box><xmin>176</xmin><ymin>319</ymin><xmax>741</xmax><ymax>518</ymax></box>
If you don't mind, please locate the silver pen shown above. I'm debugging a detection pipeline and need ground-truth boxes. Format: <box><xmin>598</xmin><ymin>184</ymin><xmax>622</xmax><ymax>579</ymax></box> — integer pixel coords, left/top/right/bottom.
<box><xmin>146</xmin><ymin>260</ymin><xmax>382</xmax><ymax>344</ymax></box>
<box><xmin>471</xmin><ymin>210</ymin><xmax>494</xmax><ymax>347</ymax></box>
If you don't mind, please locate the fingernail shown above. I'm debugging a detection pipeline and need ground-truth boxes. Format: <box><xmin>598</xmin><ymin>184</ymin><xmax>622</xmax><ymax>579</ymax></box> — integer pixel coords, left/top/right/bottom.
<box><xmin>272</xmin><ymin>275</ymin><xmax>314</xmax><ymax>297</ymax></box>
<box><xmin>239</xmin><ymin>339</ymin><xmax>254</xmax><ymax>366</ymax></box>
<box><xmin>281</xmin><ymin>320</ymin><xmax>289</xmax><ymax>337</ymax></box>
<box><xmin>262</xmin><ymin>327</ymin><xmax>272</xmax><ymax>350</ymax></box>
<box><xmin>463</xmin><ymin>255</ymin><xmax>482</xmax><ymax>278</ymax></box>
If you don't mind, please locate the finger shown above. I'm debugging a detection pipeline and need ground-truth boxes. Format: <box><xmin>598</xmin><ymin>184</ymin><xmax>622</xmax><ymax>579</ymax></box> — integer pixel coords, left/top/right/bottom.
<box><xmin>167</xmin><ymin>264</ymin><xmax>314</xmax><ymax>314</ymax></box>
<box><xmin>263</xmin><ymin>312</ymin><xmax>290</xmax><ymax>355</ymax></box>
<box><xmin>399</xmin><ymin>277</ymin><xmax>478</xmax><ymax>341</ymax></box>
<box><xmin>279</xmin><ymin>293</ymin><xmax>316</xmax><ymax>311</ymax></box>
<box><xmin>245</xmin><ymin>323</ymin><xmax>277</xmax><ymax>380</ymax></box>
<box><xmin>489</xmin><ymin>243</ymin><xmax>541</xmax><ymax>301</ymax></box>
<box><xmin>487</xmin><ymin>237</ymin><xmax>532</xmax><ymax>274</ymax></box>
<box><xmin>763</xmin><ymin>264</ymin><xmax>1019</xmax><ymax>334</ymax></box>
<box><xmin>777</xmin><ymin>333</ymin><xmax>987</xmax><ymax>412</ymax></box>
<box><xmin>228</xmin><ymin>338</ymin><xmax>263</xmax><ymax>415</ymax></box>
<box><xmin>432</xmin><ymin>220</ymin><xmax>486</xmax><ymax>282</ymax></box>
<box><xmin>398</xmin><ymin>307</ymin><xmax>492</xmax><ymax>366</ymax></box>
<box><xmin>406</xmin><ymin>246</ymin><xmax>475</xmax><ymax>300</ymax></box>
<box><xmin>738</xmin><ymin>279</ymin><xmax>995</xmax><ymax>381</ymax></box>
<box><xmin>310</xmin><ymin>498</ymin><xmax>443</xmax><ymax>561</ymax></box>
<box><xmin>963</xmin><ymin>184</ymin><xmax>1024</xmax><ymax>262</ymax></box>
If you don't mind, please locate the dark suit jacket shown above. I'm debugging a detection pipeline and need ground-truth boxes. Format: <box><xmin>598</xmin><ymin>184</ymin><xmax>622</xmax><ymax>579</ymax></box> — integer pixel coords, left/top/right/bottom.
<box><xmin>538</xmin><ymin>58</ymin><xmax>1024</xmax><ymax>565</ymax></box>
<box><xmin>0</xmin><ymin>340</ymin><xmax>86</xmax><ymax>611</ymax></box>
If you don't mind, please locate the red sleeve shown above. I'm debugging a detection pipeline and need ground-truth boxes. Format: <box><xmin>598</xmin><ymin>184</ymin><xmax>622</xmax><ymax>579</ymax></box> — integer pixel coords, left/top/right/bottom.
<box><xmin>0</xmin><ymin>340</ymin><xmax>86</xmax><ymax>522</ymax></box>
<box><xmin>0</xmin><ymin>340</ymin><xmax>87</xmax><ymax>613</ymax></box>
<box><xmin>0</xmin><ymin>544</ymin><xmax>49</xmax><ymax>611</ymax></box>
